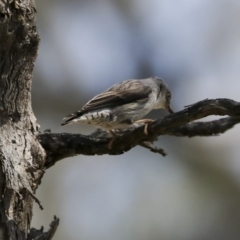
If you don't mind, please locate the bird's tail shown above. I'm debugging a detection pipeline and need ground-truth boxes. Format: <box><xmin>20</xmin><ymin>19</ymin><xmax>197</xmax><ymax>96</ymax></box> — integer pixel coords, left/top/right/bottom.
<box><xmin>61</xmin><ymin>111</ymin><xmax>83</xmax><ymax>126</ymax></box>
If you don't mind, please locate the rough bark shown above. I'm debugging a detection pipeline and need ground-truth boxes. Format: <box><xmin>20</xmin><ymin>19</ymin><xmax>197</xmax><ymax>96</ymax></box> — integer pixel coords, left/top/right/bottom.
<box><xmin>0</xmin><ymin>1</ymin><xmax>56</xmax><ymax>239</ymax></box>
<box><xmin>39</xmin><ymin>99</ymin><xmax>240</xmax><ymax>168</ymax></box>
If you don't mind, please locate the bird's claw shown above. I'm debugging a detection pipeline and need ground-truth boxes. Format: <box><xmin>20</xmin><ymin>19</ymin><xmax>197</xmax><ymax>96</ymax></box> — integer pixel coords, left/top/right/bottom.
<box><xmin>134</xmin><ymin>119</ymin><xmax>154</xmax><ymax>135</ymax></box>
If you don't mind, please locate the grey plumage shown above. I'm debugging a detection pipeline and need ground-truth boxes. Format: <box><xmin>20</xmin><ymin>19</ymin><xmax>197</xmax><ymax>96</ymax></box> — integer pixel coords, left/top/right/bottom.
<box><xmin>61</xmin><ymin>77</ymin><xmax>173</xmax><ymax>130</ymax></box>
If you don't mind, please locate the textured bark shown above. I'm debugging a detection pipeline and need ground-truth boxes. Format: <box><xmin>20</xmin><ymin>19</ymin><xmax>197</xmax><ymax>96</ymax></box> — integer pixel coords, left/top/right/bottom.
<box><xmin>38</xmin><ymin>99</ymin><xmax>240</xmax><ymax>168</ymax></box>
<box><xmin>0</xmin><ymin>1</ymin><xmax>56</xmax><ymax>239</ymax></box>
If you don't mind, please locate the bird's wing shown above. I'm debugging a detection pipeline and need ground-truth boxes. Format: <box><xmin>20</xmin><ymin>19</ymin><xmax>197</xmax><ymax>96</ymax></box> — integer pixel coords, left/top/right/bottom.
<box><xmin>61</xmin><ymin>80</ymin><xmax>152</xmax><ymax>125</ymax></box>
<box><xmin>82</xmin><ymin>80</ymin><xmax>152</xmax><ymax>111</ymax></box>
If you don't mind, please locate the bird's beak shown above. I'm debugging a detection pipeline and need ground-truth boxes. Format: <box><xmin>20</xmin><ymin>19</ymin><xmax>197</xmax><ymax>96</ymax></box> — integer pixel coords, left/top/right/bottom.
<box><xmin>167</xmin><ymin>105</ymin><xmax>174</xmax><ymax>114</ymax></box>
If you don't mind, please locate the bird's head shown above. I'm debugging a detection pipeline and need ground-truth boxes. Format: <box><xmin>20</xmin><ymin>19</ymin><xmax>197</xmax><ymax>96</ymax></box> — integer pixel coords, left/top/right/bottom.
<box><xmin>154</xmin><ymin>77</ymin><xmax>174</xmax><ymax>114</ymax></box>
<box><xmin>165</xmin><ymin>90</ymin><xmax>174</xmax><ymax>114</ymax></box>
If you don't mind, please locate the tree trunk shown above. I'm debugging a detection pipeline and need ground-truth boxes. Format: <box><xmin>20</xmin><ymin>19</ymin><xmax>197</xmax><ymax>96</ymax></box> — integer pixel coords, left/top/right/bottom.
<box><xmin>0</xmin><ymin>1</ymin><xmax>49</xmax><ymax>239</ymax></box>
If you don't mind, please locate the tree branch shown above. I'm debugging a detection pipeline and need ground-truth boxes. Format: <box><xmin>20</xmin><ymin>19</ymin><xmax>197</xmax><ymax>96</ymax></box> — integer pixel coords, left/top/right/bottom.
<box><xmin>27</xmin><ymin>216</ymin><xmax>59</xmax><ymax>240</ymax></box>
<box><xmin>168</xmin><ymin>116</ymin><xmax>240</xmax><ymax>137</ymax></box>
<box><xmin>38</xmin><ymin>98</ymin><xmax>240</xmax><ymax>168</ymax></box>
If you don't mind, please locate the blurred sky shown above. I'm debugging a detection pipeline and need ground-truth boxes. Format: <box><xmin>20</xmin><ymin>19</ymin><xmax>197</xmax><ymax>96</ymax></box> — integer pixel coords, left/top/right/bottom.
<box><xmin>32</xmin><ymin>1</ymin><xmax>240</xmax><ymax>240</ymax></box>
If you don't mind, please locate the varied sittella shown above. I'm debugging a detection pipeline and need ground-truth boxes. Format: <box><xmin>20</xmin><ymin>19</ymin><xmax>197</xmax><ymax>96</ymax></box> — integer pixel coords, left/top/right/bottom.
<box><xmin>61</xmin><ymin>77</ymin><xmax>174</xmax><ymax>148</ymax></box>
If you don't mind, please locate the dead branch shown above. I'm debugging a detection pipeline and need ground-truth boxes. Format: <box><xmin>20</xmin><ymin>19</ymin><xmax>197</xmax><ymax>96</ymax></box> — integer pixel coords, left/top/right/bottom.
<box><xmin>38</xmin><ymin>98</ymin><xmax>240</xmax><ymax>168</ymax></box>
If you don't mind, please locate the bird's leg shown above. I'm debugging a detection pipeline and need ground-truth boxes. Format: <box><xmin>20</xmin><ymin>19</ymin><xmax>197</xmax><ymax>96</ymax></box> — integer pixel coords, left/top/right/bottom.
<box><xmin>134</xmin><ymin>119</ymin><xmax>154</xmax><ymax>135</ymax></box>
<box><xmin>108</xmin><ymin>119</ymin><xmax>154</xmax><ymax>148</ymax></box>
<box><xmin>108</xmin><ymin>130</ymin><xmax>118</xmax><ymax>149</ymax></box>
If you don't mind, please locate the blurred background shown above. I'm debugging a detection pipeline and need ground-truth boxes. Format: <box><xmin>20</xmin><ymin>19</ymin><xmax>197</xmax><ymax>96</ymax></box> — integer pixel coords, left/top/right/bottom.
<box><xmin>32</xmin><ymin>0</ymin><xmax>240</xmax><ymax>239</ymax></box>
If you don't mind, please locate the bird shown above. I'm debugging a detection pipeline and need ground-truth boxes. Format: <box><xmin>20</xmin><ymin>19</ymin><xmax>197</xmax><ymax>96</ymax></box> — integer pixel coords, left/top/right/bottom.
<box><xmin>61</xmin><ymin>77</ymin><xmax>173</xmax><ymax>148</ymax></box>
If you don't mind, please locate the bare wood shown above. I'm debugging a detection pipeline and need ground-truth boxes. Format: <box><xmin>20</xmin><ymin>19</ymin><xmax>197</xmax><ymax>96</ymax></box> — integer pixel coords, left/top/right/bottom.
<box><xmin>27</xmin><ymin>216</ymin><xmax>60</xmax><ymax>240</ymax></box>
<box><xmin>39</xmin><ymin>98</ymin><xmax>240</xmax><ymax>168</ymax></box>
<box><xmin>0</xmin><ymin>1</ymin><xmax>57</xmax><ymax>239</ymax></box>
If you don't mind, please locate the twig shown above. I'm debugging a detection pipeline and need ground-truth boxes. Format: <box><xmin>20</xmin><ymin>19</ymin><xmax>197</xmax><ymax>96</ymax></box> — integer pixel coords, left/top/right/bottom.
<box><xmin>28</xmin><ymin>216</ymin><xmax>59</xmax><ymax>240</ymax></box>
<box><xmin>139</xmin><ymin>142</ymin><xmax>167</xmax><ymax>156</ymax></box>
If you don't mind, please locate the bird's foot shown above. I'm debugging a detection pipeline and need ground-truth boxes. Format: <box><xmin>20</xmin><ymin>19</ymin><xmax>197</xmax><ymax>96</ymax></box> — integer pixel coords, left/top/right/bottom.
<box><xmin>134</xmin><ymin>119</ymin><xmax>154</xmax><ymax>135</ymax></box>
<box><xmin>108</xmin><ymin>130</ymin><xmax>118</xmax><ymax>149</ymax></box>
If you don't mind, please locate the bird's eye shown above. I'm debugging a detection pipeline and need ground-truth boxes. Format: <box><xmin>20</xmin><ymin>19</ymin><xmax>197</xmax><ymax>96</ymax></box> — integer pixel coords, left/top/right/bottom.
<box><xmin>159</xmin><ymin>83</ymin><xmax>162</xmax><ymax>92</ymax></box>
<box><xmin>166</xmin><ymin>92</ymin><xmax>171</xmax><ymax>101</ymax></box>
